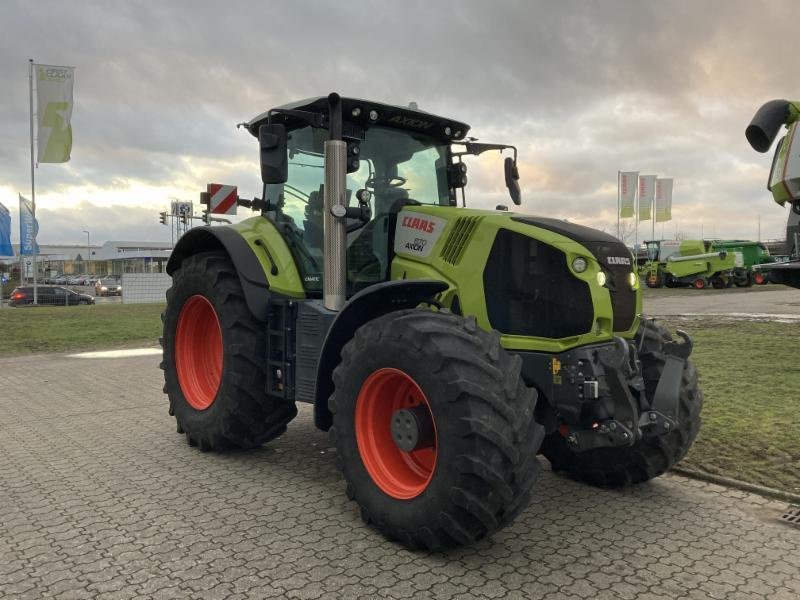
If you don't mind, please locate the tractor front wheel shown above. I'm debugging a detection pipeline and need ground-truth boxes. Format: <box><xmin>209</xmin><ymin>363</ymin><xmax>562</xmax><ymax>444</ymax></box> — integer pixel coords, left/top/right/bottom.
<box><xmin>541</xmin><ymin>320</ymin><xmax>703</xmax><ymax>487</ymax></box>
<box><xmin>329</xmin><ymin>310</ymin><xmax>544</xmax><ymax>549</ymax></box>
<box><xmin>161</xmin><ymin>251</ymin><xmax>297</xmax><ymax>450</ymax></box>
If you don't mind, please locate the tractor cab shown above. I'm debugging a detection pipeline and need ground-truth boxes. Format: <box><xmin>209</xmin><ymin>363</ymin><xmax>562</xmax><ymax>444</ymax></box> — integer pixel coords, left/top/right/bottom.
<box><xmin>244</xmin><ymin>96</ymin><xmax>519</xmax><ymax>296</ymax></box>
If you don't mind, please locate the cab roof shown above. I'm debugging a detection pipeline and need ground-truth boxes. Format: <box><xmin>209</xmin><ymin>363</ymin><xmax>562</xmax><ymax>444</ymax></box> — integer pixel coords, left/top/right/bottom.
<box><xmin>245</xmin><ymin>96</ymin><xmax>470</xmax><ymax>145</ymax></box>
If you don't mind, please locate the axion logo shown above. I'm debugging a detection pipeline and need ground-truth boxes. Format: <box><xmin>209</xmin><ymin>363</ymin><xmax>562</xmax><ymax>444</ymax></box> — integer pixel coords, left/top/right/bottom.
<box><xmin>401</xmin><ymin>215</ymin><xmax>436</xmax><ymax>233</ymax></box>
<box><xmin>607</xmin><ymin>256</ymin><xmax>631</xmax><ymax>265</ymax></box>
<box><xmin>405</xmin><ymin>238</ymin><xmax>427</xmax><ymax>253</ymax></box>
<box><xmin>388</xmin><ymin>115</ymin><xmax>434</xmax><ymax>130</ymax></box>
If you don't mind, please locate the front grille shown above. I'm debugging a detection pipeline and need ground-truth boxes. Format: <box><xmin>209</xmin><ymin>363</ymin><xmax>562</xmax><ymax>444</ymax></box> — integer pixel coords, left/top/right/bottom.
<box><xmin>582</xmin><ymin>241</ymin><xmax>637</xmax><ymax>332</ymax></box>
<box><xmin>440</xmin><ymin>216</ymin><xmax>482</xmax><ymax>265</ymax></box>
<box><xmin>483</xmin><ymin>229</ymin><xmax>594</xmax><ymax>338</ymax></box>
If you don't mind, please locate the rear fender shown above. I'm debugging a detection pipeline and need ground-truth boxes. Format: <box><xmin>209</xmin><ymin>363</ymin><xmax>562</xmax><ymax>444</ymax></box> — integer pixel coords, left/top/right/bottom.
<box><xmin>313</xmin><ymin>279</ymin><xmax>449</xmax><ymax>430</ymax></box>
<box><xmin>166</xmin><ymin>226</ymin><xmax>270</xmax><ymax>321</ymax></box>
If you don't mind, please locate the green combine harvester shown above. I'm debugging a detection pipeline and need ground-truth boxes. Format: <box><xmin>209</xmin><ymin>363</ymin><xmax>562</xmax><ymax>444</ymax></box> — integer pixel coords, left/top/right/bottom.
<box><xmin>160</xmin><ymin>94</ymin><xmax>702</xmax><ymax>549</ymax></box>
<box><xmin>709</xmin><ymin>240</ymin><xmax>774</xmax><ymax>286</ymax></box>
<box><xmin>746</xmin><ymin>100</ymin><xmax>800</xmax><ymax>287</ymax></box>
<box><xmin>641</xmin><ymin>239</ymin><xmax>736</xmax><ymax>289</ymax></box>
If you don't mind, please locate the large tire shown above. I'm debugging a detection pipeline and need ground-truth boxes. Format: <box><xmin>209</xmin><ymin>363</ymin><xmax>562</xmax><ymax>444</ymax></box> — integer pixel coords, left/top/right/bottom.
<box><xmin>541</xmin><ymin>320</ymin><xmax>703</xmax><ymax>487</ymax></box>
<box><xmin>329</xmin><ymin>310</ymin><xmax>544</xmax><ymax>550</ymax></box>
<box><xmin>161</xmin><ymin>251</ymin><xmax>297</xmax><ymax>450</ymax></box>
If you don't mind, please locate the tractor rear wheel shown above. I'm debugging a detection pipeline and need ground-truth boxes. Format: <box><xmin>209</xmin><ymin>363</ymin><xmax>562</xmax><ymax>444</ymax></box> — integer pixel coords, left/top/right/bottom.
<box><xmin>329</xmin><ymin>310</ymin><xmax>544</xmax><ymax>549</ymax></box>
<box><xmin>161</xmin><ymin>251</ymin><xmax>297</xmax><ymax>450</ymax></box>
<box><xmin>541</xmin><ymin>320</ymin><xmax>703</xmax><ymax>487</ymax></box>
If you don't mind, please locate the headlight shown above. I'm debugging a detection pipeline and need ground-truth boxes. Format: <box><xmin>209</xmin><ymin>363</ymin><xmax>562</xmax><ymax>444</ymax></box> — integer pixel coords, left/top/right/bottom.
<box><xmin>572</xmin><ymin>257</ymin><xmax>588</xmax><ymax>273</ymax></box>
<box><xmin>629</xmin><ymin>272</ymin><xmax>639</xmax><ymax>289</ymax></box>
<box><xmin>596</xmin><ymin>271</ymin><xmax>607</xmax><ymax>286</ymax></box>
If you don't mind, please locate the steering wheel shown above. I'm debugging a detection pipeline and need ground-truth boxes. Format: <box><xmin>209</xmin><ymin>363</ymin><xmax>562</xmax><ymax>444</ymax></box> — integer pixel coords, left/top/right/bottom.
<box><xmin>366</xmin><ymin>175</ymin><xmax>407</xmax><ymax>189</ymax></box>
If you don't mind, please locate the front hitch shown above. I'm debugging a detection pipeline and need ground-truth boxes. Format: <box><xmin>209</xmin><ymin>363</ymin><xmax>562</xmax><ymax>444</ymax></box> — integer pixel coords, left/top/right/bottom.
<box><xmin>643</xmin><ymin>329</ymin><xmax>693</xmax><ymax>436</ymax></box>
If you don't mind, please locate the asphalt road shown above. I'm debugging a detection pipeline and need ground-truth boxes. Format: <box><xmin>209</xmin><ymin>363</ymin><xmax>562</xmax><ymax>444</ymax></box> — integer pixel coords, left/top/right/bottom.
<box><xmin>643</xmin><ymin>284</ymin><xmax>800</xmax><ymax>318</ymax></box>
<box><xmin>1</xmin><ymin>350</ymin><xmax>798</xmax><ymax>599</ymax></box>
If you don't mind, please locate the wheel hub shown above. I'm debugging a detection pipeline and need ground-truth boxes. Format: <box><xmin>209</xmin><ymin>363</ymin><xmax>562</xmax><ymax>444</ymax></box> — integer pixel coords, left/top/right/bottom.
<box><xmin>391</xmin><ymin>405</ymin><xmax>436</xmax><ymax>452</ymax></box>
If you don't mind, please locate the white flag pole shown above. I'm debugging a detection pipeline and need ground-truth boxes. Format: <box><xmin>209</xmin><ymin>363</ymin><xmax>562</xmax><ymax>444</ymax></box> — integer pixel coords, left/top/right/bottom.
<box><xmin>634</xmin><ymin>178</ymin><xmax>639</xmax><ymax>253</ymax></box>
<box><xmin>617</xmin><ymin>171</ymin><xmax>621</xmax><ymax>240</ymax></box>
<box><xmin>28</xmin><ymin>58</ymin><xmax>38</xmax><ymax>304</ymax></box>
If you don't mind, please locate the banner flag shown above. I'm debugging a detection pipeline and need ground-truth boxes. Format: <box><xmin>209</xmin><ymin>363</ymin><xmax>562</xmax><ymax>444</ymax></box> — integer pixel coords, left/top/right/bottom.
<box><xmin>619</xmin><ymin>171</ymin><xmax>638</xmax><ymax>218</ymax></box>
<box><xmin>655</xmin><ymin>178</ymin><xmax>673</xmax><ymax>222</ymax></box>
<box><xmin>35</xmin><ymin>64</ymin><xmax>75</xmax><ymax>163</ymax></box>
<box><xmin>19</xmin><ymin>194</ymin><xmax>39</xmax><ymax>255</ymax></box>
<box><xmin>638</xmin><ymin>175</ymin><xmax>656</xmax><ymax>221</ymax></box>
<box><xmin>0</xmin><ymin>203</ymin><xmax>13</xmax><ymax>256</ymax></box>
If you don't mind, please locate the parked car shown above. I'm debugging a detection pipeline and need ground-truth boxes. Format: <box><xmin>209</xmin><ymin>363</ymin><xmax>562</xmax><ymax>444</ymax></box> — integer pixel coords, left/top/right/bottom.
<box><xmin>95</xmin><ymin>276</ymin><xmax>122</xmax><ymax>297</ymax></box>
<box><xmin>9</xmin><ymin>286</ymin><xmax>95</xmax><ymax>306</ymax></box>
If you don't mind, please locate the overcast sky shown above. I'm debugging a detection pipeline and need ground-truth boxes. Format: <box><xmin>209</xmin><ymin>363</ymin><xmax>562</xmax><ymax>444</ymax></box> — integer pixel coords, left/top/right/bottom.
<box><xmin>0</xmin><ymin>0</ymin><xmax>797</xmax><ymax>246</ymax></box>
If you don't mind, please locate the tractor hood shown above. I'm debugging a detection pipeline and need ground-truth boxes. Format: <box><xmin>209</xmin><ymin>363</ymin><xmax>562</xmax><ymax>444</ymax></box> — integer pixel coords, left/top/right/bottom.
<box><xmin>511</xmin><ymin>216</ymin><xmax>635</xmax><ymax>271</ymax></box>
<box><xmin>390</xmin><ymin>206</ymin><xmax>642</xmax><ymax>352</ymax></box>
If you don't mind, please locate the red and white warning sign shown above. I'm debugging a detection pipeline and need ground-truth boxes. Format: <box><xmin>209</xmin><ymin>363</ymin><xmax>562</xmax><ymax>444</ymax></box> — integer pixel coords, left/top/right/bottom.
<box><xmin>207</xmin><ymin>183</ymin><xmax>238</xmax><ymax>215</ymax></box>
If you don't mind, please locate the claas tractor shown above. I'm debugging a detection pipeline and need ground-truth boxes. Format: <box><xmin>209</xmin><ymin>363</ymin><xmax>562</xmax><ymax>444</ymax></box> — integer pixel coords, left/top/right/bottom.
<box><xmin>746</xmin><ymin>99</ymin><xmax>800</xmax><ymax>288</ymax></box>
<box><xmin>161</xmin><ymin>94</ymin><xmax>702</xmax><ymax>549</ymax></box>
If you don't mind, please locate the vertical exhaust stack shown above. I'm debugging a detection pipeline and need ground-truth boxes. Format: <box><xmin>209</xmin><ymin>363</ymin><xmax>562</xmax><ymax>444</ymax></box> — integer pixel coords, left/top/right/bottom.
<box><xmin>323</xmin><ymin>93</ymin><xmax>347</xmax><ymax>311</ymax></box>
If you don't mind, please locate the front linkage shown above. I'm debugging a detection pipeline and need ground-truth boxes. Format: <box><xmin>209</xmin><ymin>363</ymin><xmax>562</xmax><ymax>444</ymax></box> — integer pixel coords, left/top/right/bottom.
<box><xmin>520</xmin><ymin>323</ymin><xmax>695</xmax><ymax>453</ymax></box>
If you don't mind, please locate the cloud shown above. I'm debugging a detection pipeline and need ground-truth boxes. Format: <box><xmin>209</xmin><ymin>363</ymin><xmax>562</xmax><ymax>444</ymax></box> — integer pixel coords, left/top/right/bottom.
<box><xmin>0</xmin><ymin>0</ymin><xmax>797</xmax><ymax>244</ymax></box>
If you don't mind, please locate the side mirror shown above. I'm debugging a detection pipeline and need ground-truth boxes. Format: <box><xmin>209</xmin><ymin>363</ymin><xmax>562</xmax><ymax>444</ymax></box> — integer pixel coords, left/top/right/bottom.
<box><xmin>259</xmin><ymin>124</ymin><xmax>288</xmax><ymax>184</ymax></box>
<box><xmin>504</xmin><ymin>157</ymin><xmax>521</xmax><ymax>205</ymax></box>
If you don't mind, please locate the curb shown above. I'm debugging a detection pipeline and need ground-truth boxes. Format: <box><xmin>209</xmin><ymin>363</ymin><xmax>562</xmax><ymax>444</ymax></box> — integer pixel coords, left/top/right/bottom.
<box><xmin>671</xmin><ymin>466</ymin><xmax>800</xmax><ymax>504</ymax></box>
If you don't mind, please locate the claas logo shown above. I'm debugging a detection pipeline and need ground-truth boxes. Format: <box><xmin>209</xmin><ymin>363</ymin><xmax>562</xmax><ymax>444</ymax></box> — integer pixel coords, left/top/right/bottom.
<box><xmin>401</xmin><ymin>215</ymin><xmax>436</xmax><ymax>234</ymax></box>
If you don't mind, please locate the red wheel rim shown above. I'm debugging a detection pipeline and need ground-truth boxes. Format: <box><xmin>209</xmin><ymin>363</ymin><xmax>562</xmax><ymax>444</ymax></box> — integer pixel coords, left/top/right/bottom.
<box><xmin>693</xmin><ymin>279</ymin><xmax>705</xmax><ymax>289</ymax></box>
<box><xmin>175</xmin><ymin>295</ymin><xmax>223</xmax><ymax>410</ymax></box>
<box><xmin>754</xmin><ymin>273</ymin><xmax>766</xmax><ymax>285</ymax></box>
<box><xmin>355</xmin><ymin>368</ymin><xmax>437</xmax><ymax>500</ymax></box>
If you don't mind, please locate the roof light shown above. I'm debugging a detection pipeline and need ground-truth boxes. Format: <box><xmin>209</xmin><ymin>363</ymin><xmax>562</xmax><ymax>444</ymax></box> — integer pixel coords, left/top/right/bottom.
<box><xmin>597</xmin><ymin>271</ymin><xmax>607</xmax><ymax>286</ymax></box>
<box><xmin>572</xmin><ymin>257</ymin><xmax>588</xmax><ymax>273</ymax></box>
<box><xmin>369</xmin><ymin>110</ymin><xmax>379</xmax><ymax>121</ymax></box>
<box><xmin>351</xmin><ymin>107</ymin><xmax>361</xmax><ymax>117</ymax></box>
<box><xmin>444</xmin><ymin>126</ymin><xmax>452</xmax><ymax>136</ymax></box>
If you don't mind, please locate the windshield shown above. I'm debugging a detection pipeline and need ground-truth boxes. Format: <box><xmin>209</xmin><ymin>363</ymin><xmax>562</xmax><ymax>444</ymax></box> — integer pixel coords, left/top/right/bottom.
<box><xmin>265</xmin><ymin>125</ymin><xmax>451</xmax><ymax>293</ymax></box>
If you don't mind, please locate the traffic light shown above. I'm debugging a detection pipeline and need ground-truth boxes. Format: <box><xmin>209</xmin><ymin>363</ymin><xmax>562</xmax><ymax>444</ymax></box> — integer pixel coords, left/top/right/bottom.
<box><xmin>158</xmin><ymin>211</ymin><xmax>167</xmax><ymax>225</ymax></box>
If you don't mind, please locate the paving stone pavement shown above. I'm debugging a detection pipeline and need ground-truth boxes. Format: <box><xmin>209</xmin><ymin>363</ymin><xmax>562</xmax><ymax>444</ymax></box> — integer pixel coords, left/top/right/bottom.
<box><xmin>1</xmin><ymin>350</ymin><xmax>799</xmax><ymax>600</ymax></box>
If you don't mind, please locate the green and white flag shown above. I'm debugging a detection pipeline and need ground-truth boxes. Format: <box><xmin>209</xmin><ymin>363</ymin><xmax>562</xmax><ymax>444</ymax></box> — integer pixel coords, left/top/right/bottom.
<box><xmin>655</xmin><ymin>178</ymin><xmax>673</xmax><ymax>222</ymax></box>
<box><xmin>36</xmin><ymin>64</ymin><xmax>75</xmax><ymax>163</ymax></box>
<box><xmin>618</xmin><ymin>171</ymin><xmax>638</xmax><ymax>218</ymax></box>
<box><xmin>638</xmin><ymin>174</ymin><xmax>656</xmax><ymax>221</ymax></box>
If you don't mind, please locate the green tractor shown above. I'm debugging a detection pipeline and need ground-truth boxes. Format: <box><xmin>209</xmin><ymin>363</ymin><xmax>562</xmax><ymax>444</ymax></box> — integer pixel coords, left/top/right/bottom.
<box><xmin>746</xmin><ymin>99</ymin><xmax>800</xmax><ymax>288</ymax></box>
<box><xmin>641</xmin><ymin>239</ymin><xmax>736</xmax><ymax>289</ymax></box>
<box><xmin>161</xmin><ymin>94</ymin><xmax>702</xmax><ymax>549</ymax></box>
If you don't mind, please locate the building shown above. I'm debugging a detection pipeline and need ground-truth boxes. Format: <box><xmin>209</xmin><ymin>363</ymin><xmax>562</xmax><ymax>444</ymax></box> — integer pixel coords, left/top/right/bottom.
<box><xmin>0</xmin><ymin>241</ymin><xmax>172</xmax><ymax>279</ymax></box>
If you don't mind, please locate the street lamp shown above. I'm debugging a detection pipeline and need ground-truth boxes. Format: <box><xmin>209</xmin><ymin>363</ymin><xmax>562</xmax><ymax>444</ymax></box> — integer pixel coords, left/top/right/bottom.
<box><xmin>82</xmin><ymin>230</ymin><xmax>90</xmax><ymax>275</ymax></box>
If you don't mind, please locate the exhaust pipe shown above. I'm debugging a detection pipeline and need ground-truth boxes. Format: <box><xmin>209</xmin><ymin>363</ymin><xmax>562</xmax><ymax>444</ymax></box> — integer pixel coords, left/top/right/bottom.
<box><xmin>323</xmin><ymin>93</ymin><xmax>347</xmax><ymax>311</ymax></box>
<box><xmin>746</xmin><ymin>99</ymin><xmax>791</xmax><ymax>153</ymax></box>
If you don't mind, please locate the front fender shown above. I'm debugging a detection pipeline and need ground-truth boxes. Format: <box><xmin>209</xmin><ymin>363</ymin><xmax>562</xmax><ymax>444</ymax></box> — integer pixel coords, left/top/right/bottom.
<box><xmin>166</xmin><ymin>226</ymin><xmax>271</xmax><ymax>321</ymax></box>
<box><xmin>313</xmin><ymin>279</ymin><xmax>448</xmax><ymax>430</ymax></box>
